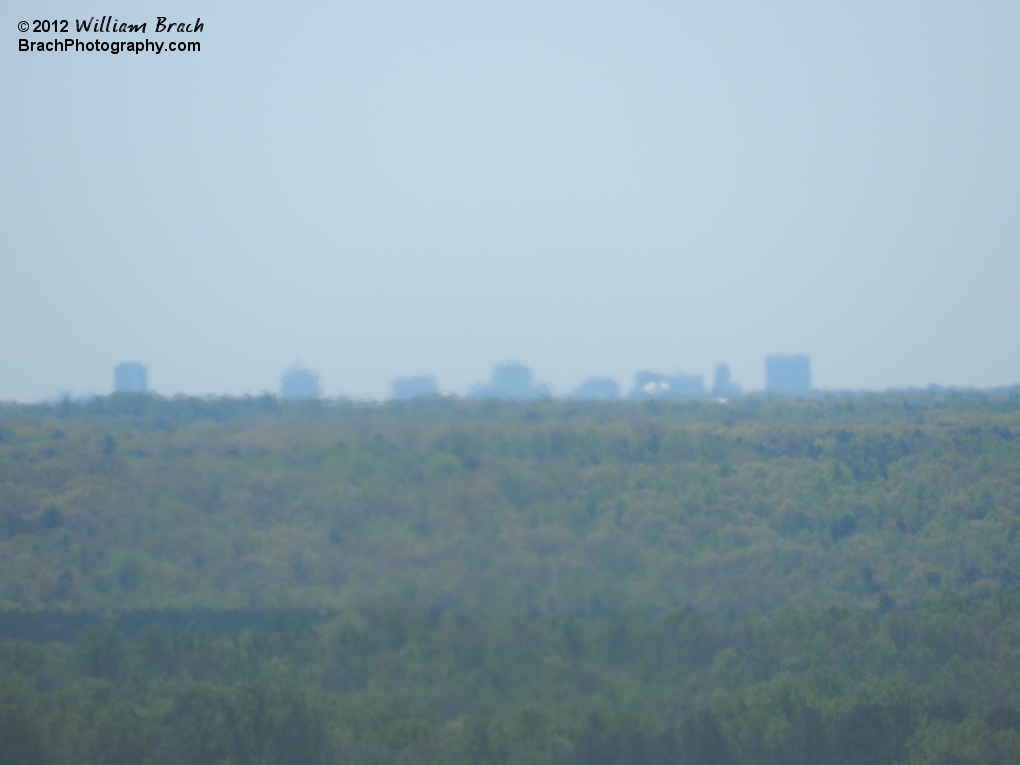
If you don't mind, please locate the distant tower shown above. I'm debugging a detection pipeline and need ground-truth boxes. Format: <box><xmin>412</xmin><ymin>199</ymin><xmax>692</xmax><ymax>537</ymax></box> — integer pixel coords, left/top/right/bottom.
<box><xmin>280</xmin><ymin>367</ymin><xmax>321</xmax><ymax>399</ymax></box>
<box><xmin>113</xmin><ymin>362</ymin><xmax>148</xmax><ymax>394</ymax></box>
<box><xmin>765</xmin><ymin>355</ymin><xmax>811</xmax><ymax>395</ymax></box>
<box><xmin>711</xmin><ymin>364</ymin><xmax>742</xmax><ymax>398</ymax></box>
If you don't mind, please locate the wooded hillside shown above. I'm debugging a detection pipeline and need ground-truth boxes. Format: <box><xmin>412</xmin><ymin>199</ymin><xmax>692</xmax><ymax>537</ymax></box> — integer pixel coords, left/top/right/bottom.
<box><xmin>2</xmin><ymin>391</ymin><xmax>1019</xmax><ymax>764</ymax></box>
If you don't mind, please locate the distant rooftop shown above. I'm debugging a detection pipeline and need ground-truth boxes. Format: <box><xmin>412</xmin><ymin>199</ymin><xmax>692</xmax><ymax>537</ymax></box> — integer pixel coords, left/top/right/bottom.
<box><xmin>469</xmin><ymin>363</ymin><xmax>550</xmax><ymax>400</ymax></box>
<box><xmin>631</xmin><ymin>371</ymin><xmax>704</xmax><ymax>400</ymax></box>
<box><xmin>391</xmin><ymin>375</ymin><xmax>439</xmax><ymax>400</ymax></box>
<box><xmin>570</xmin><ymin>377</ymin><xmax>621</xmax><ymax>401</ymax></box>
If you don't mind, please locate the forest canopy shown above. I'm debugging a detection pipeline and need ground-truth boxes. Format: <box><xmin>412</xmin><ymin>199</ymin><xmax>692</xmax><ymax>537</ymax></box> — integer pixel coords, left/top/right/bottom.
<box><xmin>1</xmin><ymin>390</ymin><xmax>1020</xmax><ymax>764</ymax></box>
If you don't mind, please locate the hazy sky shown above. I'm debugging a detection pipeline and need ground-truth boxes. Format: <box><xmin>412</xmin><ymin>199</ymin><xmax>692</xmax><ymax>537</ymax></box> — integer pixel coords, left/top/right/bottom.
<box><xmin>3</xmin><ymin>1</ymin><xmax>1018</xmax><ymax>400</ymax></box>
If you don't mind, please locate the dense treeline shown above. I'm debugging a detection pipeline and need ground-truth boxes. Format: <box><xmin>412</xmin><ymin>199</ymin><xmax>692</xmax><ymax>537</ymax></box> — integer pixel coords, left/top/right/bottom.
<box><xmin>1</xmin><ymin>390</ymin><xmax>1020</xmax><ymax>763</ymax></box>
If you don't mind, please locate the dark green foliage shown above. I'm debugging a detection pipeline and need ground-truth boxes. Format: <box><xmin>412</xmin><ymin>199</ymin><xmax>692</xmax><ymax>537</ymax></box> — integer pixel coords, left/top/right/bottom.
<box><xmin>829</xmin><ymin>704</ymin><xmax>914</xmax><ymax>765</ymax></box>
<box><xmin>680</xmin><ymin>710</ymin><xmax>735</xmax><ymax>765</ymax></box>
<box><xmin>0</xmin><ymin>391</ymin><xmax>1019</xmax><ymax>763</ymax></box>
<box><xmin>573</xmin><ymin>714</ymin><xmax>680</xmax><ymax>765</ymax></box>
<box><xmin>74</xmin><ymin>625</ymin><xmax>126</xmax><ymax>680</ymax></box>
<box><xmin>154</xmin><ymin>684</ymin><xmax>232</xmax><ymax>765</ymax></box>
<box><xmin>765</xmin><ymin>704</ymin><xmax>825</xmax><ymax>765</ymax></box>
<box><xmin>0</xmin><ymin>676</ymin><xmax>47</xmax><ymax>765</ymax></box>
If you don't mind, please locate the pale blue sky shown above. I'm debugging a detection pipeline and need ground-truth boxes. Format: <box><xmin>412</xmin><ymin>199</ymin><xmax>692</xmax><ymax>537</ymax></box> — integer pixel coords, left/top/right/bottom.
<box><xmin>3</xmin><ymin>1</ymin><xmax>1018</xmax><ymax>399</ymax></box>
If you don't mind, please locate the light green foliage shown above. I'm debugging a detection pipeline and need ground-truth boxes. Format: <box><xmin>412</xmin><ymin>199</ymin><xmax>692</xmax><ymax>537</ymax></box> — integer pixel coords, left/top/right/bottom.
<box><xmin>0</xmin><ymin>391</ymin><xmax>1018</xmax><ymax>762</ymax></box>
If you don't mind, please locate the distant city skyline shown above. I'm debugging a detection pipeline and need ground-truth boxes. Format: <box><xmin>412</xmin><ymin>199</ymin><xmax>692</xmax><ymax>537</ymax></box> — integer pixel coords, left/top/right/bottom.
<box><xmin>3</xmin><ymin>2</ymin><xmax>1018</xmax><ymax>401</ymax></box>
<box><xmin>80</xmin><ymin>353</ymin><xmax>1020</xmax><ymax>402</ymax></box>
<box><xmin>30</xmin><ymin>349</ymin><xmax>1020</xmax><ymax>404</ymax></box>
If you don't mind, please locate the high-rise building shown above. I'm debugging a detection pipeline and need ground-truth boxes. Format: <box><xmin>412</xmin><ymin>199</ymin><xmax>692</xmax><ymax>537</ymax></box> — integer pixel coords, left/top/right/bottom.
<box><xmin>280</xmin><ymin>367</ymin><xmax>321</xmax><ymax>399</ymax></box>
<box><xmin>765</xmin><ymin>355</ymin><xmax>811</xmax><ymax>395</ymax></box>
<box><xmin>711</xmin><ymin>364</ymin><xmax>742</xmax><ymax>398</ymax></box>
<box><xmin>113</xmin><ymin>362</ymin><xmax>148</xmax><ymax>394</ymax></box>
